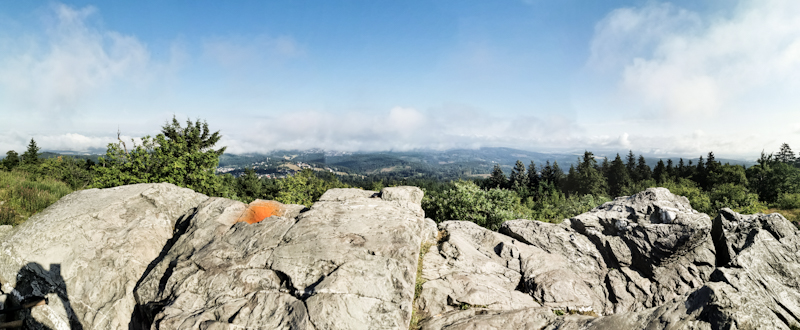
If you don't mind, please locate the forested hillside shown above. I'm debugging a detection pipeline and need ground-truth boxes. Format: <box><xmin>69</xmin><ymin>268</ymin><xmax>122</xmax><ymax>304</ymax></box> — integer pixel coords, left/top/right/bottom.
<box><xmin>3</xmin><ymin>119</ymin><xmax>799</xmax><ymax>231</ymax></box>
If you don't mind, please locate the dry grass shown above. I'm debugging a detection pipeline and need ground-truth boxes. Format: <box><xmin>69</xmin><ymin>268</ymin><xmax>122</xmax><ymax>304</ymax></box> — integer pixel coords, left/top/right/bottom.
<box><xmin>764</xmin><ymin>208</ymin><xmax>800</xmax><ymax>228</ymax></box>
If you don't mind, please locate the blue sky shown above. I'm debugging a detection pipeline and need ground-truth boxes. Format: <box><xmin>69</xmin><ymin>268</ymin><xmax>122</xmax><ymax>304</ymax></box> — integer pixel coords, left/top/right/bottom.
<box><xmin>1</xmin><ymin>0</ymin><xmax>799</xmax><ymax>159</ymax></box>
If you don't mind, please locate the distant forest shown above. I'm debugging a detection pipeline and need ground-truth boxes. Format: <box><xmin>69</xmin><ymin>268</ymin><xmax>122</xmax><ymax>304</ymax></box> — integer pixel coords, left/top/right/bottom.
<box><xmin>3</xmin><ymin>119</ymin><xmax>800</xmax><ymax>232</ymax></box>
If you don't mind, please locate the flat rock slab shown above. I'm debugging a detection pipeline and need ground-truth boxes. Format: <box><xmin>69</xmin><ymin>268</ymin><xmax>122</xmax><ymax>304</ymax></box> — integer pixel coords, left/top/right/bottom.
<box><xmin>0</xmin><ymin>183</ymin><xmax>208</xmax><ymax>330</ymax></box>
<box><xmin>133</xmin><ymin>187</ymin><xmax>429</xmax><ymax>330</ymax></box>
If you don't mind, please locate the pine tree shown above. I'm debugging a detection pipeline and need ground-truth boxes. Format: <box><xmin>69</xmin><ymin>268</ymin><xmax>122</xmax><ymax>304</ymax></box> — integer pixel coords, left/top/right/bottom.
<box><xmin>608</xmin><ymin>153</ymin><xmax>631</xmax><ymax>197</ymax></box>
<box><xmin>694</xmin><ymin>156</ymin><xmax>707</xmax><ymax>190</ymax></box>
<box><xmin>625</xmin><ymin>150</ymin><xmax>636</xmax><ymax>175</ymax></box>
<box><xmin>666</xmin><ymin>159</ymin><xmax>675</xmax><ymax>179</ymax></box>
<box><xmin>21</xmin><ymin>138</ymin><xmax>41</xmax><ymax>165</ymax></box>
<box><xmin>566</xmin><ymin>151</ymin><xmax>608</xmax><ymax>196</ymax></box>
<box><xmin>93</xmin><ymin>117</ymin><xmax>229</xmax><ymax>196</ymax></box>
<box><xmin>777</xmin><ymin>143</ymin><xmax>796</xmax><ymax>164</ymax></box>
<box><xmin>489</xmin><ymin>164</ymin><xmax>507</xmax><ymax>189</ymax></box>
<box><xmin>653</xmin><ymin>159</ymin><xmax>667</xmax><ymax>183</ymax></box>
<box><xmin>526</xmin><ymin>160</ymin><xmax>539</xmax><ymax>192</ymax></box>
<box><xmin>636</xmin><ymin>155</ymin><xmax>651</xmax><ymax>181</ymax></box>
<box><xmin>509</xmin><ymin>160</ymin><xmax>527</xmax><ymax>191</ymax></box>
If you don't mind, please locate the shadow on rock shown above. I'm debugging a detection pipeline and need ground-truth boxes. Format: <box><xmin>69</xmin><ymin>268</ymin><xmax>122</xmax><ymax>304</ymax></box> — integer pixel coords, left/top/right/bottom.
<box><xmin>2</xmin><ymin>263</ymin><xmax>83</xmax><ymax>330</ymax></box>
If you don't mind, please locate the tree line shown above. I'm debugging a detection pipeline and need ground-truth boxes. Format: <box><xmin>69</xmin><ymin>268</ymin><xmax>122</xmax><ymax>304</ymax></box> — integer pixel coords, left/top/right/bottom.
<box><xmin>3</xmin><ymin>118</ymin><xmax>800</xmax><ymax>231</ymax></box>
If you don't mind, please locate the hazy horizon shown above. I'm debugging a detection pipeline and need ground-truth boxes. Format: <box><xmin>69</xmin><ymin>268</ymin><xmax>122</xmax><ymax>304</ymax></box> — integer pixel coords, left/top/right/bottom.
<box><xmin>2</xmin><ymin>1</ymin><xmax>800</xmax><ymax>160</ymax></box>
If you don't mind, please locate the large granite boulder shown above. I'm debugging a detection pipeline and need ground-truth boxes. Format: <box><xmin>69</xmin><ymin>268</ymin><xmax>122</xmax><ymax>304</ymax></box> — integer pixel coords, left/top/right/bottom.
<box><xmin>500</xmin><ymin>188</ymin><xmax>716</xmax><ymax>315</ymax></box>
<box><xmin>132</xmin><ymin>186</ymin><xmax>429</xmax><ymax>329</ymax></box>
<box><xmin>3</xmin><ymin>183</ymin><xmax>800</xmax><ymax>330</ymax></box>
<box><xmin>416</xmin><ymin>188</ymin><xmax>800</xmax><ymax>329</ymax></box>
<box><xmin>584</xmin><ymin>209</ymin><xmax>800</xmax><ymax>329</ymax></box>
<box><xmin>0</xmin><ymin>183</ymin><xmax>208</xmax><ymax>330</ymax></box>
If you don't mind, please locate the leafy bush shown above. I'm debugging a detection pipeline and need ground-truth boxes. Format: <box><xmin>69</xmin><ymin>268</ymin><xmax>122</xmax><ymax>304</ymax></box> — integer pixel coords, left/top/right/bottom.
<box><xmin>526</xmin><ymin>189</ymin><xmax>610</xmax><ymax>223</ymax></box>
<box><xmin>423</xmin><ymin>180</ymin><xmax>531</xmax><ymax>230</ymax></box>
<box><xmin>709</xmin><ymin>183</ymin><xmax>767</xmax><ymax>214</ymax></box>
<box><xmin>657</xmin><ymin>179</ymin><xmax>713</xmax><ymax>214</ymax></box>
<box><xmin>274</xmin><ymin>169</ymin><xmax>349</xmax><ymax>207</ymax></box>
<box><xmin>776</xmin><ymin>193</ymin><xmax>800</xmax><ymax>210</ymax></box>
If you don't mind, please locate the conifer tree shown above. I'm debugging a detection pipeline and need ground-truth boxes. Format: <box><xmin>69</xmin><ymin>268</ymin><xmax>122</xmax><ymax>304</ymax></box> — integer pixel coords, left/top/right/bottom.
<box><xmin>608</xmin><ymin>153</ymin><xmax>631</xmax><ymax>197</ymax></box>
<box><xmin>489</xmin><ymin>164</ymin><xmax>507</xmax><ymax>189</ymax></box>
<box><xmin>526</xmin><ymin>160</ymin><xmax>539</xmax><ymax>192</ymax></box>
<box><xmin>625</xmin><ymin>150</ymin><xmax>636</xmax><ymax>175</ymax></box>
<box><xmin>93</xmin><ymin>117</ymin><xmax>229</xmax><ymax>196</ymax></box>
<box><xmin>21</xmin><ymin>138</ymin><xmax>41</xmax><ymax>165</ymax></box>
<box><xmin>636</xmin><ymin>155</ymin><xmax>651</xmax><ymax>181</ymax></box>
<box><xmin>777</xmin><ymin>143</ymin><xmax>796</xmax><ymax>164</ymax></box>
<box><xmin>509</xmin><ymin>160</ymin><xmax>527</xmax><ymax>191</ymax></box>
<box><xmin>566</xmin><ymin>151</ymin><xmax>607</xmax><ymax>196</ymax></box>
<box><xmin>653</xmin><ymin>159</ymin><xmax>667</xmax><ymax>183</ymax></box>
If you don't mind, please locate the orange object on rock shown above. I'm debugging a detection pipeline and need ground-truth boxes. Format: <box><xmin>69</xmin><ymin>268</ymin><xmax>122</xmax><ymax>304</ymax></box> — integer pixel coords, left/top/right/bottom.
<box><xmin>236</xmin><ymin>200</ymin><xmax>285</xmax><ymax>224</ymax></box>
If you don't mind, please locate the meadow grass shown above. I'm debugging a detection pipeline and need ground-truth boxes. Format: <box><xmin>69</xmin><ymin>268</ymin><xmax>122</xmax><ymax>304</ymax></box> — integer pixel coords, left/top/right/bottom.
<box><xmin>0</xmin><ymin>170</ymin><xmax>73</xmax><ymax>226</ymax></box>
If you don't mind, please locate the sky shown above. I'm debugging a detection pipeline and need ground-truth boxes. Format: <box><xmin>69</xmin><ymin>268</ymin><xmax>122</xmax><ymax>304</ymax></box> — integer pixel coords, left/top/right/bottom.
<box><xmin>1</xmin><ymin>0</ymin><xmax>799</xmax><ymax>160</ymax></box>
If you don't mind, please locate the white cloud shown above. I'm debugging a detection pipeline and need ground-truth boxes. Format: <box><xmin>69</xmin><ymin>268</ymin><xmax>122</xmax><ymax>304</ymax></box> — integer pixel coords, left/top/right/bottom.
<box><xmin>0</xmin><ymin>132</ymin><xmax>134</xmax><ymax>155</ymax></box>
<box><xmin>589</xmin><ymin>0</ymin><xmax>800</xmax><ymax>118</ymax></box>
<box><xmin>0</xmin><ymin>3</ymin><xmax>155</xmax><ymax>113</ymax></box>
<box><xmin>219</xmin><ymin>106</ymin><xmax>585</xmax><ymax>154</ymax></box>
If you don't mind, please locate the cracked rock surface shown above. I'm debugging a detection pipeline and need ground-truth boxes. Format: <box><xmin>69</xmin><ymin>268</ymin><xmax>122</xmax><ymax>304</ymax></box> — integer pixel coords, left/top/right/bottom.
<box><xmin>132</xmin><ymin>186</ymin><xmax>428</xmax><ymax>329</ymax></box>
<box><xmin>416</xmin><ymin>188</ymin><xmax>800</xmax><ymax>329</ymax></box>
<box><xmin>3</xmin><ymin>185</ymin><xmax>800</xmax><ymax>329</ymax></box>
<box><xmin>0</xmin><ymin>183</ymin><xmax>208</xmax><ymax>330</ymax></box>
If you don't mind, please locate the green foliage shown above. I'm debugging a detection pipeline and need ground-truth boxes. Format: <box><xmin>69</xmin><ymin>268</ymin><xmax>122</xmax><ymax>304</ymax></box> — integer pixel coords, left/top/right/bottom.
<box><xmin>776</xmin><ymin>193</ymin><xmax>800</xmax><ymax>210</ymax></box>
<box><xmin>607</xmin><ymin>154</ymin><xmax>631</xmax><ymax>197</ymax></box>
<box><xmin>709</xmin><ymin>183</ymin><xmax>766</xmax><ymax>214</ymax></box>
<box><xmin>525</xmin><ymin>189</ymin><xmax>611</xmax><ymax>223</ymax></box>
<box><xmin>565</xmin><ymin>151</ymin><xmax>608</xmax><ymax>197</ymax></box>
<box><xmin>423</xmin><ymin>180</ymin><xmax>530</xmax><ymax>230</ymax></box>
<box><xmin>747</xmin><ymin>156</ymin><xmax>800</xmax><ymax>203</ymax></box>
<box><xmin>488</xmin><ymin>164</ymin><xmax>507</xmax><ymax>189</ymax></box>
<box><xmin>274</xmin><ymin>169</ymin><xmax>349</xmax><ymax>207</ymax></box>
<box><xmin>0</xmin><ymin>170</ymin><xmax>73</xmax><ymax>226</ymax></box>
<box><xmin>21</xmin><ymin>138</ymin><xmax>41</xmax><ymax>166</ymax></box>
<box><xmin>235</xmin><ymin>168</ymin><xmax>265</xmax><ymax>203</ymax></box>
<box><xmin>2</xmin><ymin>150</ymin><xmax>20</xmax><ymax>170</ymax></box>
<box><xmin>92</xmin><ymin>117</ymin><xmax>230</xmax><ymax>196</ymax></box>
<box><xmin>38</xmin><ymin>156</ymin><xmax>94</xmax><ymax>190</ymax></box>
<box><xmin>509</xmin><ymin>160</ymin><xmax>527</xmax><ymax>191</ymax></box>
<box><xmin>658</xmin><ymin>179</ymin><xmax>713</xmax><ymax>214</ymax></box>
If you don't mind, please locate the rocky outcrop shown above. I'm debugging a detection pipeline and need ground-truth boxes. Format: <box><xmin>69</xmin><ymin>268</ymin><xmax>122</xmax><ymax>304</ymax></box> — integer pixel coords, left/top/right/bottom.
<box><xmin>0</xmin><ymin>183</ymin><xmax>208</xmax><ymax>330</ymax></box>
<box><xmin>2</xmin><ymin>185</ymin><xmax>800</xmax><ymax>329</ymax></box>
<box><xmin>415</xmin><ymin>188</ymin><xmax>800</xmax><ymax>329</ymax></box>
<box><xmin>131</xmin><ymin>186</ymin><xmax>430</xmax><ymax>329</ymax></box>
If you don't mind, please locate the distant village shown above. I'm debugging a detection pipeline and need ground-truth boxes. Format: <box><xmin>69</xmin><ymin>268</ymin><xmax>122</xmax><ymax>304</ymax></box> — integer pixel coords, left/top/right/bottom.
<box><xmin>217</xmin><ymin>160</ymin><xmax>345</xmax><ymax>179</ymax></box>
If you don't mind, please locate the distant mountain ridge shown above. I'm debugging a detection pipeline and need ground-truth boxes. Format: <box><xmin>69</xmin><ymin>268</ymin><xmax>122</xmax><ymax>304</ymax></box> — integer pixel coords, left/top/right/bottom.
<box><xmin>6</xmin><ymin>148</ymin><xmax>755</xmax><ymax>179</ymax></box>
<box><xmin>218</xmin><ymin>147</ymin><xmax>756</xmax><ymax>175</ymax></box>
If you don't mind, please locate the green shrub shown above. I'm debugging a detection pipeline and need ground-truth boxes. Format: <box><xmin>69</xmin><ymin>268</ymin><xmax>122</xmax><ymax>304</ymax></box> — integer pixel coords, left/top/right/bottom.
<box><xmin>776</xmin><ymin>193</ymin><xmax>800</xmax><ymax>210</ymax></box>
<box><xmin>657</xmin><ymin>179</ymin><xmax>713</xmax><ymax>214</ymax></box>
<box><xmin>526</xmin><ymin>190</ymin><xmax>610</xmax><ymax>223</ymax></box>
<box><xmin>423</xmin><ymin>180</ymin><xmax>530</xmax><ymax>230</ymax></box>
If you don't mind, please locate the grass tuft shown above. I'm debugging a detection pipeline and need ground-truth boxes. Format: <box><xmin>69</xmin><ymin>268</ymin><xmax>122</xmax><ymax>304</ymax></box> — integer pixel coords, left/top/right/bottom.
<box><xmin>0</xmin><ymin>170</ymin><xmax>73</xmax><ymax>226</ymax></box>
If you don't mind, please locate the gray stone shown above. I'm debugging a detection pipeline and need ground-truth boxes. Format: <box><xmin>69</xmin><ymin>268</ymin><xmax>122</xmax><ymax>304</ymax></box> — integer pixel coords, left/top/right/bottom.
<box><xmin>134</xmin><ymin>187</ymin><xmax>429</xmax><ymax>329</ymax></box>
<box><xmin>415</xmin><ymin>221</ymin><xmax>540</xmax><ymax>325</ymax></box>
<box><xmin>500</xmin><ymin>188</ymin><xmax>716</xmax><ymax>315</ymax></box>
<box><xmin>0</xmin><ymin>183</ymin><xmax>208</xmax><ymax>330</ymax></box>
<box><xmin>0</xmin><ymin>225</ymin><xmax>12</xmax><ymax>239</ymax></box>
